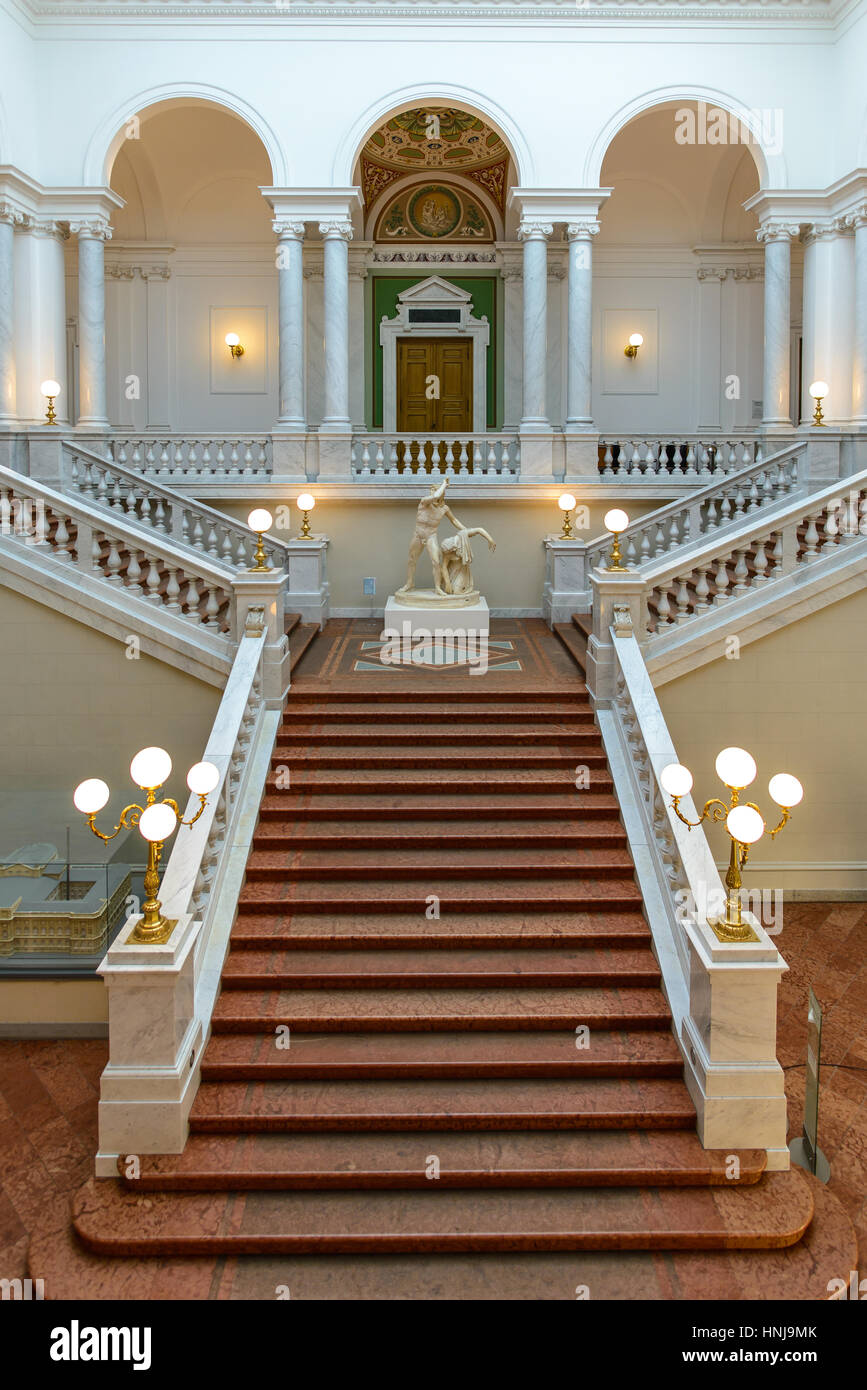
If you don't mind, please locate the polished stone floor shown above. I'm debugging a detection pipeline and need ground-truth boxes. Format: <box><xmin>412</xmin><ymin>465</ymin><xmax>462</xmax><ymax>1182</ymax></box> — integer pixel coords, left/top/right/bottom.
<box><xmin>0</xmin><ymin>901</ymin><xmax>864</xmax><ymax>1290</ymax></box>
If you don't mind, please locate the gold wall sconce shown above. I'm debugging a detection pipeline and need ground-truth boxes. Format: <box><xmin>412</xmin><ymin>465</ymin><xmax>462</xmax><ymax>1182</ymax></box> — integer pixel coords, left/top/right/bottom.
<box><xmin>558</xmin><ymin>493</ymin><xmax>577</xmax><ymax>538</ymax></box>
<box><xmin>225</xmin><ymin>332</ymin><xmax>245</xmax><ymax>360</ymax></box>
<box><xmin>40</xmin><ymin>379</ymin><xmax>61</xmax><ymax>424</ymax></box>
<box><xmin>603</xmin><ymin>508</ymin><xmax>629</xmax><ymax>570</ymax></box>
<box><xmin>297</xmin><ymin>492</ymin><xmax>315</xmax><ymax>538</ymax></box>
<box><xmin>660</xmin><ymin>747</ymin><xmax>803</xmax><ymax>943</ymax></box>
<box><xmin>809</xmin><ymin>380</ymin><xmax>828</xmax><ymax>426</ymax></box>
<box><xmin>624</xmin><ymin>333</ymin><xmax>643</xmax><ymax>359</ymax></box>
<box><xmin>247</xmin><ymin>508</ymin><xmax>273</xmax><ymax>571</ymax></box>
<box><xmin>74</xmin><ymin>747</ymin><xmax>220</xmax><ymax>945</ymax></box>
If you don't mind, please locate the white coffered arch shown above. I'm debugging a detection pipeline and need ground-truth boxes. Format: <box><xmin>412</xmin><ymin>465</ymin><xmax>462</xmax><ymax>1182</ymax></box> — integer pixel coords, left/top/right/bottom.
<box><xmin>333</xmin><ymin>82</ymin><xmax>534</xmax><ymax>188</ymax></box>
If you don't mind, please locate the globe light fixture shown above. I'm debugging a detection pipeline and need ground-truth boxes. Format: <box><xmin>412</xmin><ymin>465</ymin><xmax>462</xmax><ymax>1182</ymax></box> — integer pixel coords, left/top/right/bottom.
<box><xmin>660</xmin><ymin>763</ymin><xmax>694</xmax><ymax>798</ymax></box>
<box><xmin>809</xmin><ymin>380</ymin><xmax>828</xmax><ymax>426</ymax></box>
<box><xmin>73</xmin><ymin>747</ymin><xmax>219</xmax><ymax>945</ymax></box>
<box><xmin>661</xmin><ymin>745</ymin><xmax>802</xmax><ymax>942</ymax></box>
<box><xmin>225</xmin><ymin>332</ymin><xmax>244</xmax><ymax>360</ymax></box>
<box><xmin>297</xmin><ymin>492</ymin><xmax>315</xmax><ymax>539</ymax></box>
<box><xmin>715</xmin><ymin>746</ymin><xmax>757</xmax><ymax>791</ymax></box>
<box><xmin>624</xmin><ymin>332</ymin><xmax>643</xmax><ymax>359</ymax></box>
<box><xmin>558</xmin><ymin>493</ymin><xmax>577</xmax><ymax>538</ymax></box>
<box><xmin>40</xmin><ymin>379</ymin><xmax>61</xmax><ymax>425</ymax></box>
<box><xmin>247</xmin><ymin>508</ymin><xmax>273</xmax><ymax>572</ymax></box>
<box><xmin>603</xmin><ymin>508</ymin><xmax>630</xmax><ymax>571</ymax></box>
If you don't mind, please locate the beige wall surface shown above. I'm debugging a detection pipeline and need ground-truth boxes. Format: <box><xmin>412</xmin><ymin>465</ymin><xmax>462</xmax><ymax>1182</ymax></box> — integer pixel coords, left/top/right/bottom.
<box><xmin>0</xmin><ymin>980</ymin><xmax>108</xmax><ymax>1034</ymax></box>
<box><xmin>658</xmin><ymin>588</ymin><xmax>867</xmax><ymax>894</ymax></box>
<box><xmin>217</xmin><ymin>495</ymin><xmax>665</xmax><ymax>612</ymax></box>
<box><xmin>0</xmin><ymin>586</ymin><xmax>221</xmax><ymax>859</ymax></box>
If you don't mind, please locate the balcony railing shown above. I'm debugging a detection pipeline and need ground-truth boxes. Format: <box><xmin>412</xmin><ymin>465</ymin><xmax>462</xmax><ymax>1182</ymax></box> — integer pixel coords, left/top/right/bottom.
<box><xmin>351</xmin><ymin>434</ymin><xmax>520</xmax><ymax>479</ymax></box>
<box><xmin>598</xmin><ymin>436</ymin><xmax>760</xmax><ymax>479</ymax></box>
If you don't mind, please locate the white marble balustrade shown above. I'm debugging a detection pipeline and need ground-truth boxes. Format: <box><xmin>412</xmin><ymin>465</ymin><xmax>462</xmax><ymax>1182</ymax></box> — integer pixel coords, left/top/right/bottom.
<box><xmin>586</xmin><ymin>446</ymin><xmax>804</xmax><ymax>573</ymax></box>
<box><xmin>0</xmin><ymin>465</ymin><xmax>236</xmax><ymax>636</ymax></box>
<box><xmin>594</xmin><ymin>628</ymin><xmax>789</xmax><ymax>1163</ymax></box>
<box><xmin>112</xmin><ymin>436</ymin><xmax>272</xmax><ymax>480</ymax></box>
<box><xmin>351</xmin><ymin>434</ymin><xmax>520</xmax><ymax>479</ymax></box>
<box><xmin>63</xmin><ymin>442</ymin><xmax>288</xmax><ymax>571</ymax></box>
<box><xmin>643</xmin><ymin>477</ymin><xmax>867</xmax><ymax>637</ymax></box>
<box><xmin>598</xmin><ymin>437</ymin><xmax>760</xmax><ymax>479</ymax></box>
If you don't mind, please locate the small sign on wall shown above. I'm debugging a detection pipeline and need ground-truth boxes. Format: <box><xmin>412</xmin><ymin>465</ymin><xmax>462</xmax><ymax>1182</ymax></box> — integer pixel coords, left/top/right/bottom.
<box><xmin>210</xmin><ymin>307</ymin><xmax>268</xmax><ymax>395</ymax></box>
<box><xmin>601</xmin><ymin>309</ymin><xmax>658</xmax><ymax>395</ymax></box>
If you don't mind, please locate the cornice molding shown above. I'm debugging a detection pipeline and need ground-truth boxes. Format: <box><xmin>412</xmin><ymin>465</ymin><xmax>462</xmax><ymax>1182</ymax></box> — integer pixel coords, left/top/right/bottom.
<box><xmin>5</xmin><ymin>0</ymin><xmax>847</xmax><ymax>24</ymax></box>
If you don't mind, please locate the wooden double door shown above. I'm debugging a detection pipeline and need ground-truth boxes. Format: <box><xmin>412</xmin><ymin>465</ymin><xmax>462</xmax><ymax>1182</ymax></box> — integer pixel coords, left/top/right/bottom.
<box><xmin>396</xmin><ymin>337</ymin><xmax>473</xmax><ymax>435</ymax></box>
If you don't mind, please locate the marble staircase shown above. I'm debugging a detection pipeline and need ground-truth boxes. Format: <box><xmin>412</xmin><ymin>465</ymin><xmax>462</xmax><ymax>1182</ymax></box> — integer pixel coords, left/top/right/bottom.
<box><xmin>28</xmin><ymin>643</ymin><xmax>858</xmax><ymax>1296</ymax></box>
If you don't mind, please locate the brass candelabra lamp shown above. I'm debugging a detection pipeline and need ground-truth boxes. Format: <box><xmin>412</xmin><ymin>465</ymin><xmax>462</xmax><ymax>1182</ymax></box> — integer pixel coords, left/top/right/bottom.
<box><xmin>297</xmin><ymin>492</ymin><xmax>315</xmax><ymax>539</ymax></box>
<box><xmin>809</xmin><ymin>380</ymin><xmax>828</xmax><ymax>427</ymax></box>
<box><xmin>558</xmin><ymin>493</ymin><xmax>577</xmax><ymax>539</ymax></box>
<box><xmin>74</xmin><ymin>747</ymin><xmax>219</xmax><ymax>945</ymax></box>
<box><xmin>603</xmin><ymin>508</ymin><xmax>629</xmax><ymax>571</ymax></box>
<box><xmin>40</xmin><ymin>379</ymin><xmax>60</xmax><ymax>425</ymax></box>
<box><xmin>660</xmin><ymin>748</ymin><xmax>803</xmax><ymax>943</ymax></box>
<box><xmin>247</xmin><ymin>508</ymin><xmax>273</xmax><ymax>572</ymax></box>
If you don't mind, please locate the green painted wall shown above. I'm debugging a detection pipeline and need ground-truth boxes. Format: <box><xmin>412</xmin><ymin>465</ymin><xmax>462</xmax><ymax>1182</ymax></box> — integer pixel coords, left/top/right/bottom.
<box><xmin>368</xmin><ymin>275</ymin><xmax>500</xmax><ymax>430</ymax></box>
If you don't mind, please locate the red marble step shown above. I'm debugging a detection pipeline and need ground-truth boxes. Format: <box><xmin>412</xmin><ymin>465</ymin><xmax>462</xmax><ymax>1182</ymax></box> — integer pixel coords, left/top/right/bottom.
<box><xmin>289</xmin><ymin>623</ymin><xmax>319</xmax><ymax>670</ymax></box>
<box><xmin>287</xmin><ymin>688</ymin><xmax>590</xmax><ymax>703</ymax></box>
<box><xmin>554</xmin><ymin>623</ymin><xmax>587</xmax><ymax>673</ymax></box>
<box><xmin>72</xmin><ymin>1170</ymin><xmax>814</xmax><ymax>1255</ymax></box>
<box><xmin>200</xmin><ymin>1029</ymin><xmax>681</xmax><ymax>1081</ymax></box>
<box><xmin>283</xmin><ymin>701</ymin><xmax>595</xmax><ymax>723</ymax></box>
<box><xmin>189</xmin><ymin>1076</ymin><xmax>694</xmax><ymax>1134</ymax></box>
<box><xmin>119</xmin><ymin>1130</ymin><xmax>763</xmax><ymax>1192</ymax></box>
<box><xmin>219</xmin><ymin>946</ymin><xmax>661</xmax><ymax>990</ymax></box>
<box><xmin>30</xmin><ymin>1172</ymin><xmax>855</xmax><ymax>1299</ymax></box>
<box><xmin>256</xmin><ymin>793</ymin><xmax>621</xmax><ymax>819</ymax></box>
<box><xmin>250</xmin><ymin>820</ymin><xmax>628</xmax><ymax>851</ymax></box>
<box><xmin>229</xmin><ymin>908</ymin><xmax>652</xmax><ymax>949</ymax></box>
<box><xmin>242</xmin><ymin>847</ymin><xmax>635</xmax><ymax>881</ymax></box>
<box><xmin>236</xmin><ymin>882</ymin><xmax>643</xmax><ymax>913</ymax></box>
<box><xmin>284</xmin><ymin>612</ymin><xmax>302</xmax><ymax>635</ymax></box>
<box><xmin>211</xmin><ymin>984</ymin><xmax>671</xmax><ymax>1033</ymax></box>
<box><xmin>274</xmin><ymin>725</ymin><xmax>604</xmax><ymax>748</ymax></box>
<box><xmin>270</xmin><ymin>747</ymin><xmax>609</xmax><ymax>770</ymax></box>
<box><xmin>572</xmin><ymin>613</ymin><xmax>593</xmax><ymax>641</ymax></box>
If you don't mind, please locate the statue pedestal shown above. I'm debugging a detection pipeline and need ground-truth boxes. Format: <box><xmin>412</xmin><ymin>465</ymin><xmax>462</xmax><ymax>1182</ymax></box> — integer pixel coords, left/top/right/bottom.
<box><xmin>383</xmin><ymin>594</ymin><xmax>490</xmax><ymax>665</ymax></box>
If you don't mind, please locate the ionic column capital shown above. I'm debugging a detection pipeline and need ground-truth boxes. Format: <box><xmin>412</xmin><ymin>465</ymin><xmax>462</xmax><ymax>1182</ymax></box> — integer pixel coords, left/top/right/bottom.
<box><xmin>0</xmin><ymin>200</ymin><xmax>28</xmax><ymax>229</ymax></box>
<box><xmin>517</xmin><ymin>220</ymin><xmax>553</xmax><ymax>242</ymax></box>
<box><xmin>273</xmin><ymin>219</ymin><xmax>305</xmax><ymax>241</ymax></box>
<box><xmin>31</xmin><ymin>217</ymin><xmax>69</xmax><ymax>242</ymax></box>
<box><xmin>318</xmin><ymin>219</ymin><xmax>353</xmax><ymax>242</ymax></box>
<box><xmin>566</xmin><ymin>219</ymin><xmax>600</xmax><ymax>242</ymax></box>
<box><xmin>69</xmin><ymin>217</ymin><xmax>112</xmax><ymax>242</ymax></box>
<box><xmin>756</xmin><ymin>221</ymin><xmax>800</xmax><ymax>245</ymax></box>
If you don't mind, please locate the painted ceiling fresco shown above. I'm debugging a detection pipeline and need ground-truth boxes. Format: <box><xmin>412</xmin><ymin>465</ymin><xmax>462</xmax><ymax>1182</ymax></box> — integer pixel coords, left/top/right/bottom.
<box><xmin>360</xmin><ymin>107</ymin><xmax>510</xmax><ymax>216</ymax></box>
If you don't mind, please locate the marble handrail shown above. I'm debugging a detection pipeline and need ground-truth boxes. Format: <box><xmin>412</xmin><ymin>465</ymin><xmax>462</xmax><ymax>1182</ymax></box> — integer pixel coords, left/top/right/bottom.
<box><xmin>641</xmin><ymin>471</ymin><xmax>867</xmax><ymax>635</ymax></box>
<box><xmin>585</xmin><ymin>442</ymin><xmax>804</xmax><ymax>572</ymax></box>
<box><xmin>0</xmin><ymin>464</ymin><xmax>236</xmax><ymax>636</ymax></box>
<box><xmin>597</xmin><ymin>626</ymin><xmax>789</xmax><ymax>1162</ymax></box>
<box><xmin>61</xmin><ymin>440</ymin><xmax>289</xmax><ymax>572</ymax></box>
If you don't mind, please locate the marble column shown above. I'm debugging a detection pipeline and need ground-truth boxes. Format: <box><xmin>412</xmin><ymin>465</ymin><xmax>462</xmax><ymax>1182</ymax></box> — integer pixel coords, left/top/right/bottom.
<box><xmin>319</xmin><ymin>218</ymin><xmax>352</xmax><ymax>430</ymax></box>
<box><xmin>72</xmin><ymin>218</ymin><xmax>111</xmax><ymax>429</ymax></box>
<box><xmin>565</xmin><ymin>219</ymin><xmax>598</xmax><ymax>427</ymax></box>
<box><xmin>273</xmin><ymin>219</ymin><xmax>306</xmax><ymax>429</ymax></box>
<box><xmin>0</xmin><ymin>203</ymin><xmax>18</xmax><ymax>424</ymax></box>
<box><xmin>851</xmin><ymin>205</ymin><xmax>867</xmax><ymax>426</ymax></box>
<box><xmin>757</xmin><ymin>221</ymin><xmax>798</xmax><ymax>428</ymax></box>
<box><xmin>31</xmin><ymin>219</ymin><xmax>69</xmax><ymax>424</ymax></box>
<box><xmin>517</xmin><ymin>220</ymin><xmax>552</xmax><ymax>428</ymax></box>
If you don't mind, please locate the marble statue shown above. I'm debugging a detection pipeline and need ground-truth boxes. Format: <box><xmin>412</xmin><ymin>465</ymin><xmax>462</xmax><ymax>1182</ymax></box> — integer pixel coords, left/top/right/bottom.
<box><xmin>394</xmin><ymin>478</ymin><xmax>495</xmax><ymax>606</ymax></box>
